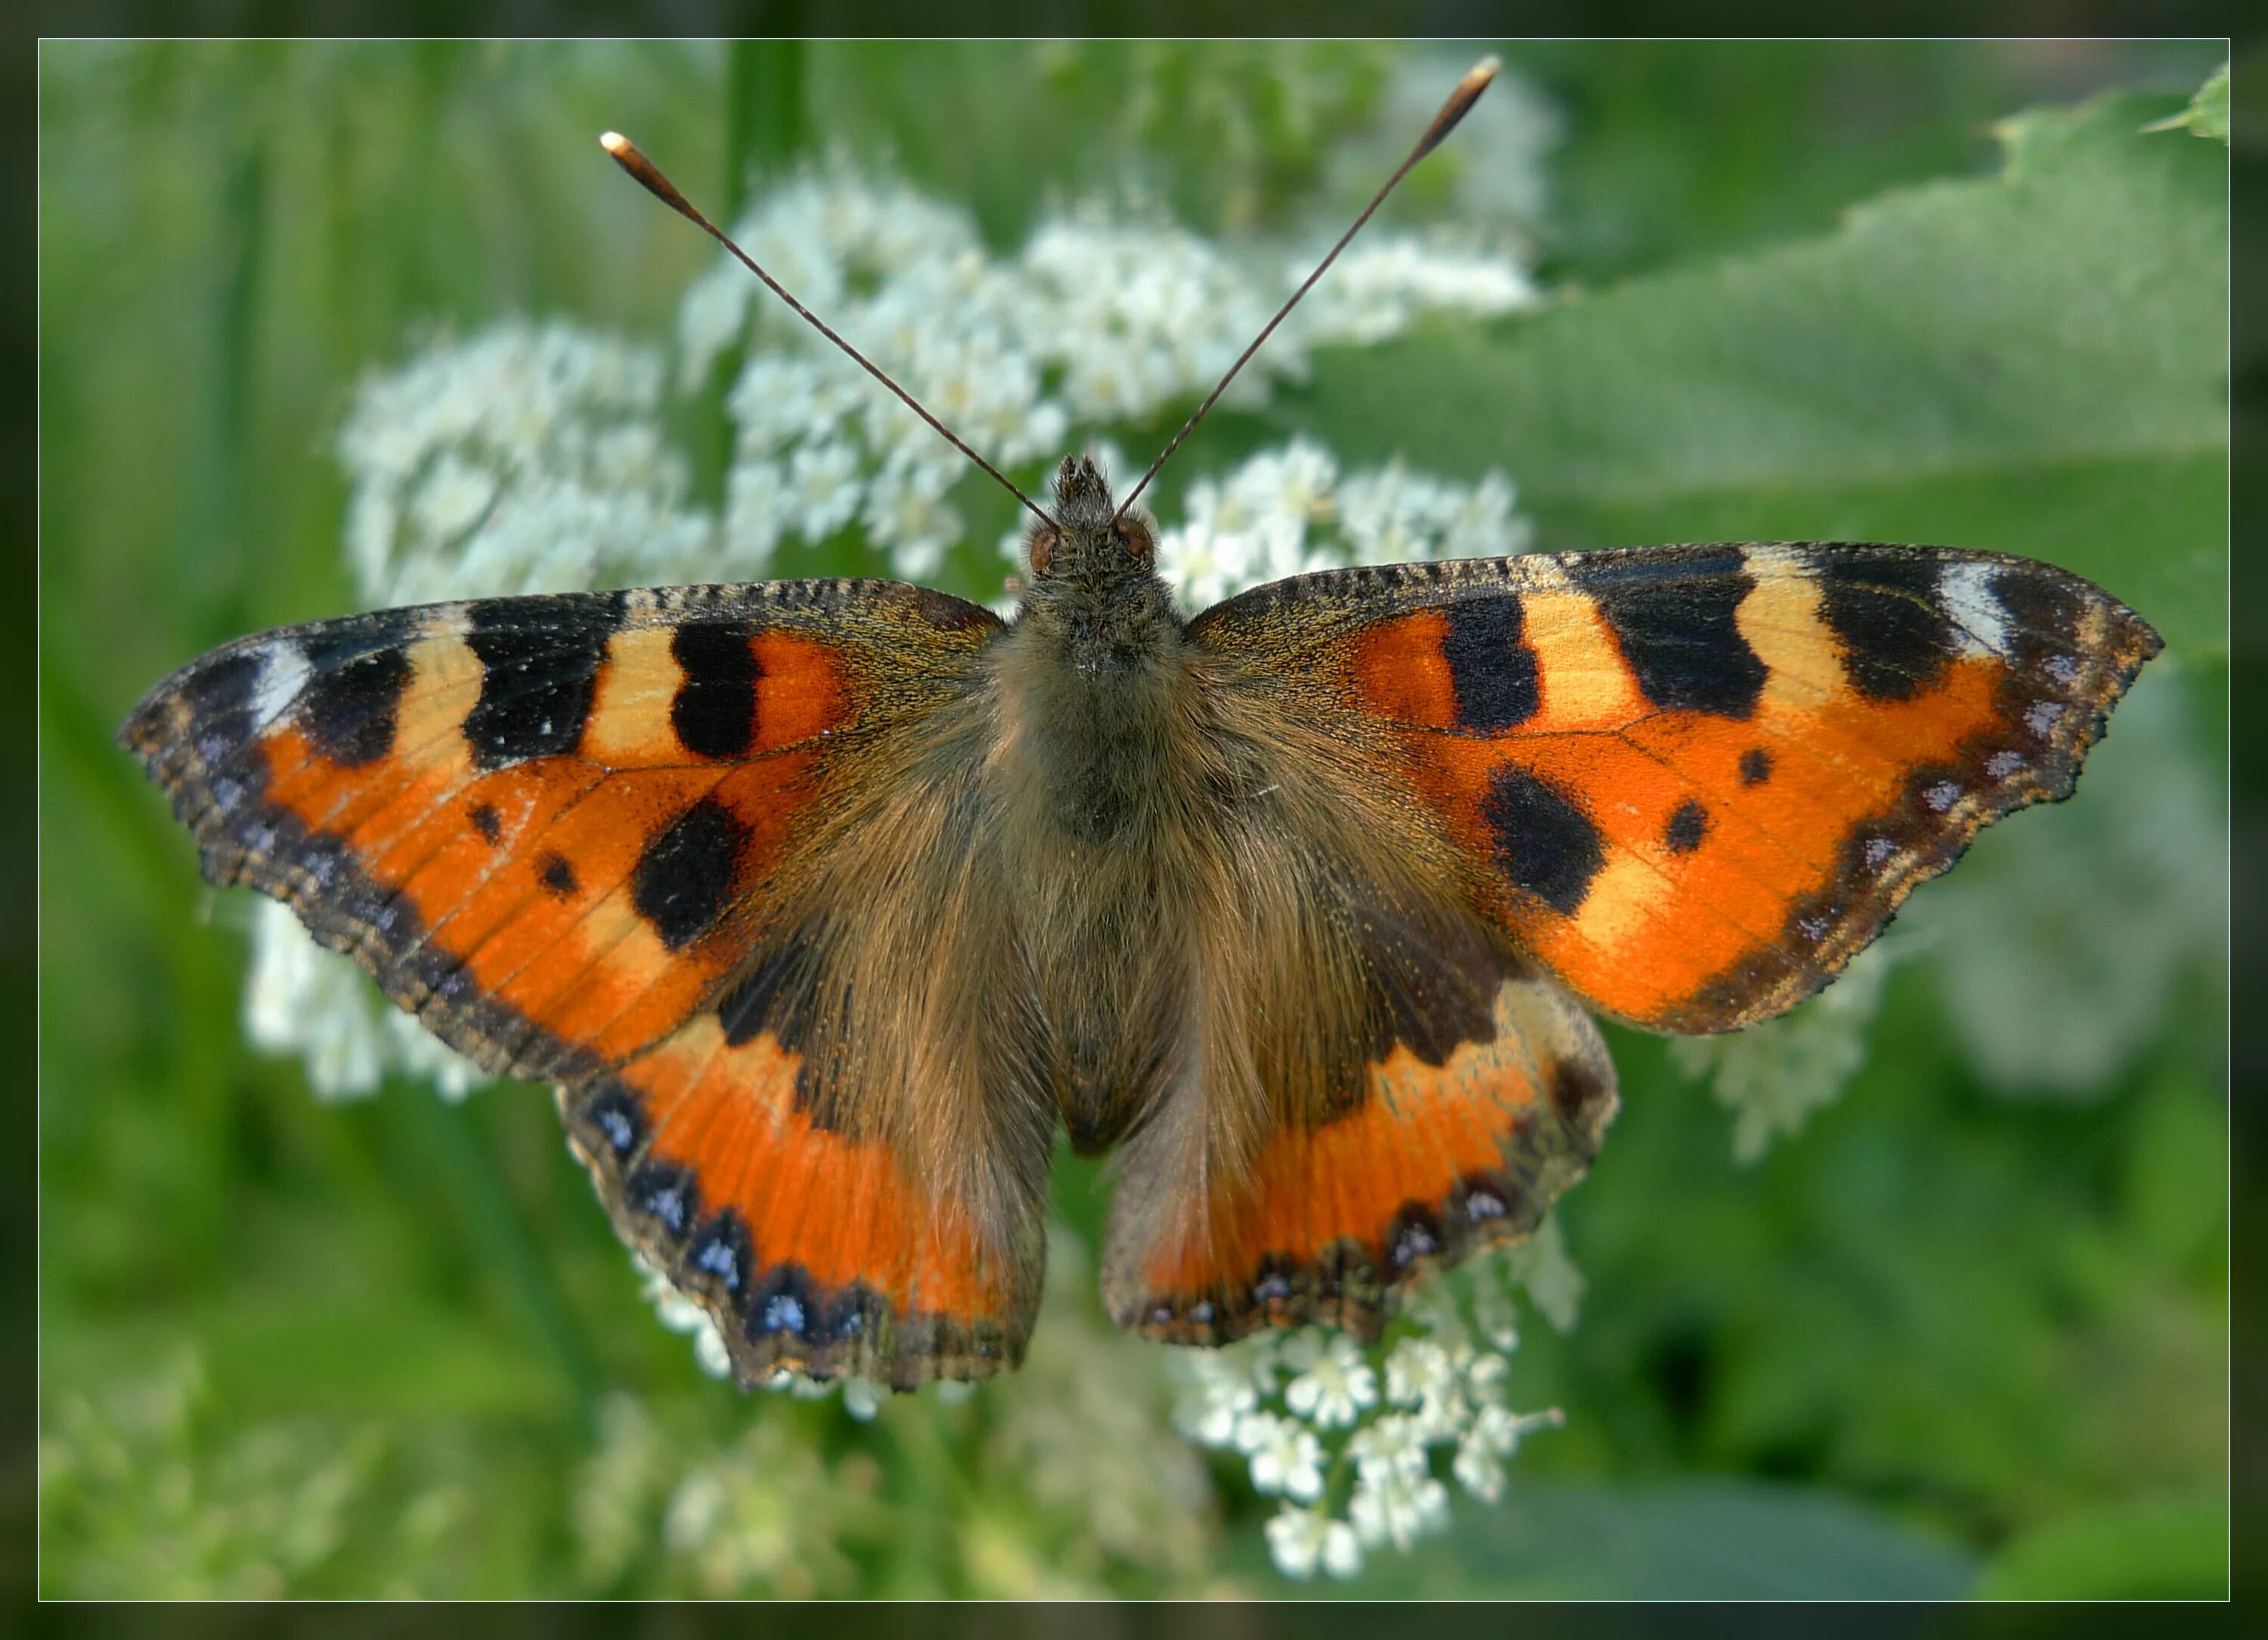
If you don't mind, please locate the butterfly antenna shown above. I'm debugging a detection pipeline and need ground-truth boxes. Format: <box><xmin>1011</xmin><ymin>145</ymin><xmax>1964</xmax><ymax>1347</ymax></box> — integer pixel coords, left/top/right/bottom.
<box><xmin>601</xmin><ymin>132</ymin><xmax>1055</xmax><ymax>531</ymax></box>
<box><xmin>1114</xmin><ymin>55</ymin><xmax>1501</xmax><ymax>522</ymax></box>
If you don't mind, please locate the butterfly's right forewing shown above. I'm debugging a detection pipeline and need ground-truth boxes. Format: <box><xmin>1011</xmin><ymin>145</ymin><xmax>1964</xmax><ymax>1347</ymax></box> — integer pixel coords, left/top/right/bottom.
<box><xmin>124</xmin><ymin>577</ymin><xmax>1055</xmax><ymax>1387</ymax></box>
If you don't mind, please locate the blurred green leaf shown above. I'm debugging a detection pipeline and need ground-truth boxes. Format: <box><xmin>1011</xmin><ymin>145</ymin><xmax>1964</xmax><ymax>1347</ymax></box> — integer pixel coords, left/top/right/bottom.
<box><xmin>1266</xmin><ymin>91</ymin><xmax>2227</xmax><ymax>657</ymax></box>
<box><xmin>1976</xmin><ymin>1493</ymin><xmax>2228</xmax><ymax>1598</ymax></box>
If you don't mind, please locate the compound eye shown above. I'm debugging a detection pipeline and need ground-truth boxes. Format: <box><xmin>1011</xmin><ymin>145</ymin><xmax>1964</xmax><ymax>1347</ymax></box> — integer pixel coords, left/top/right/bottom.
<box><xmin>1117</xmin><ymin>518</ymin><xmax>1153</xmax><ymax>562</ymax></box>
<box><xmin>1030</xmin><ymin>527</ymin><xmax>1058</xmax><ymax>576</ymax></box>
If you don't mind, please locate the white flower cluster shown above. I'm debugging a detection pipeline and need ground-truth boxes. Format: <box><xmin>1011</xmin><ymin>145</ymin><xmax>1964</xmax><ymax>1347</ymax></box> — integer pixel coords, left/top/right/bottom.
<box><xmin>1170</xmin><ymin>1221</ymin><xmax>1580</xmax><ymax>1583</ymax></box>
<box><xmin>687</xmin><ymin>166</ymin><xmax>1536</xmax><ymax>583</ymax></box>
<box><xmin>241</xmin><ymin>899</ymin><xmax>485</xmax><ymax>1102</ymax></box>
<box><xmin>1132</xmin><ymin>437</ymin><xmax>1529</xmax><ymax>612</ymax></box>
<box><xmin>336</xmin><ymin>320</ymin><xmax>713</xmax><ymax>606</ymax></box>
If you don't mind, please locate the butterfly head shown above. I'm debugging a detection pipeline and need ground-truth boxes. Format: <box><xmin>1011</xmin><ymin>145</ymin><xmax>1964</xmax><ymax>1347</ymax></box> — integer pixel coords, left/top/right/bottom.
<box><xmin>1015</xmin><ymin>455</ymin><xmax>1176</xmax><ymax>653</ymax></box>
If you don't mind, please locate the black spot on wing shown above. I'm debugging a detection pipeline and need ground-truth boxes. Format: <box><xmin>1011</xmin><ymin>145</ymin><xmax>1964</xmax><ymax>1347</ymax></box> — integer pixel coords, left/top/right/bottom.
<box><xmin>300</xmin><ymin>615</ymin><xmax>420</xmax><ymax>766</ymax></box>
<box><xmin>463</xmin><ymin>594</ymin><xmax>625</xmax><ymax>770</ymax></box>
<box><xmin>469</xmin><ymin>803</ymin><xmax>503</xmax><ymax>843</ymax></box>
<box><xmin>671</xmin><ymin>621</ymin><xmax>762</xmax><ymax>759</ymax></box>
<box><xmin>1570</xmin><ymin>549</ymin><xmax>1765</xmax><ymax>718</ymax></box>
<box><xmin>1664</xmin><ymin>798</ymin><xmax>1709</xmax><ymax>855</ymax></box>
<box><xmin>1816</xmin><ymin>553</ymin><xmax>1956</xmax><ymax>702</ymax></box>
<box><xmin>1482</xmin><ymin>767</ymin><xmax>1604</xmax><ymax>916</ymax></box>
<box><xmin>1440</xmin><ymin>599</ymin><xmax>1539</xmax><ymax>732</ymax></box>
<box><xmin>631</xmin><ymin>794</ymin><xmax>750</xmax><ymax>950</ymax></box>
<box><xmin>1739</xmin><ymin>748</ymin><xmax>1774</xmax><ymax>786</ymax></box>
<box><xmin>539</xmin><ymin>854</ymin><xmax>578</xmax><ymax>897</ymax></box>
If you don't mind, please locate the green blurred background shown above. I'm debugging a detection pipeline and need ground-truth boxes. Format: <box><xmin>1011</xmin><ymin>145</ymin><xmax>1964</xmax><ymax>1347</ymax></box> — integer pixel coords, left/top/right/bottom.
<box><xmin>39</xmin><ymin>41</ymin><xmax>2228</xmax><ymax>1599</ymax></box>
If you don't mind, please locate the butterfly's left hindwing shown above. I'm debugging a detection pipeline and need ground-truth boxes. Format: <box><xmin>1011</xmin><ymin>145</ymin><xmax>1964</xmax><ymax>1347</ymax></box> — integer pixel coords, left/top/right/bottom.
<box><xmin>1191</xmin><ymin>543</ymin><xmax>2161</xmax><ymax>1032</ymax></box>
<box><xmin>124</xmin><ymin>579</ymin><xmax>1054</xmax><ymax>1387</ymax></box>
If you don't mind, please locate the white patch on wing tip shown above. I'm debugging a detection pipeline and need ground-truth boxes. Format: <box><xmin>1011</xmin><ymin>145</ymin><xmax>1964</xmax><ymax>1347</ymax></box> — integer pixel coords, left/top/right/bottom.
<box><xmin>251</xmin><ymin>640</ymin><xmax>311</xmax><ymax>730</ymax></box>
<box><xmin>1938</xmin><ymin>562</ymin><xmax>2010</xmax><ymax>659</ymax></box>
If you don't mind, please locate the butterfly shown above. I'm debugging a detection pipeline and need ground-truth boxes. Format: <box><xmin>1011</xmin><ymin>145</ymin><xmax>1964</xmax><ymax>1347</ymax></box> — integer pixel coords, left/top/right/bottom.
<box><xmin>118</xmin><ymin>61</ymin><xmax>2160</xmax><ymax>1391</ymax></box>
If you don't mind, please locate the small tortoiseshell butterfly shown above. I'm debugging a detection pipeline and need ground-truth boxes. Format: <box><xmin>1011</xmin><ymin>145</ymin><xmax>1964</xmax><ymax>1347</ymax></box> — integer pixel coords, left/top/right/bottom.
<box><xmin>120</xmin><ymin>62</ymin><xmax>2159</xmax><ymax>1390</ymax></box>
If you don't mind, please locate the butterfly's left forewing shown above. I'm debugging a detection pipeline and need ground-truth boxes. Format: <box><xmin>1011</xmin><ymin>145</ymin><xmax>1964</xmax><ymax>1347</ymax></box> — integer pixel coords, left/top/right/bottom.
<box><xmin>1100</xmin><ymin>541</ymin><xmax>2157</xmax><ymax>1347</ymax></box>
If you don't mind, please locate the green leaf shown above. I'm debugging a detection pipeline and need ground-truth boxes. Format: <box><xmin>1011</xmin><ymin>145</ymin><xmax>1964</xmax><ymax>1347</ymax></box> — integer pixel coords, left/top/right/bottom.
<box><xmin>1976</xmin><ymin>1494</ymin><xmax>2228</xmax><ymax>1598</ymax></box>
<box><xmin>1264</xmin><ymin>92</ymin><xmax>2226</xmax><ymax>658</ymax></box>
<box><xmin>2142</xmin><ymin>62</ymin><xmax>2229</xmax><ymax>144</ymax></box>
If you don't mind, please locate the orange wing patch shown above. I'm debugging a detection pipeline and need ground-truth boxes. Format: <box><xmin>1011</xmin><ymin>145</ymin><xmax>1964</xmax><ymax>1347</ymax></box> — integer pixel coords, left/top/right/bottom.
<box><xmin>562</xmin><ymin>1006</ymin><xmax>1043</xmax><ymax>1388</ymax></box>
<box><xmin>1311</xmin><ymin>545</ymin><xmax>2161</xmax><ymax>1031</ymax></box>
<box><xmin>1103</xmin><ymin>972</ymin><xmax>1616</xmax><ymax>1346</ymax></box>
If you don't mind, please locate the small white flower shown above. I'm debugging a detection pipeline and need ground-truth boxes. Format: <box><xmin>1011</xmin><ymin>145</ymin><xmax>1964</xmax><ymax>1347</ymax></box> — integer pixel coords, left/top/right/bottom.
<box><xmin>1501</xmin><ymin>1214</ymin><xmax>1585</xmax><ymax>1335</ymax></box>
<box><xmin>1280</xmin><ymin>1329</ymin><xmax>1379</xmax><ymax>1429</ymax></box>
<box><xmin>1461</xmin><ymin>1347</ymin><xmax>1509</xmax><ymax>1406</ymax></box>
<box><xmin>637</xmin><ymin>1263</ymin><xmax>732</xmax><ymax>1380</ymax></box>
<box><xmin>1452</xmin><ymin>1403</ymin><xmax>1562</xmax><ymax>1502</ymax></box>
<box><xmin>1233</xmin><ymin>1410</ymin><xmax>1325</xmax><ymax>1502</ymax></box>
<box><xmin>1345</xmin><ymin>1412</ymin><xmax>1430</xmax><ymax>1485</ymax></box>
<box><xmin>1347</xmin><ymin>1464</ymin><xmax>1452</xmax><ymax>1552</ymax></box>
<box><xmin>679</xmin><ymin>257</ymin><xmax>754</xmax><ymax>386</ymax></box>
<box><xmin>407</xmin><ymin>451</ymin><xmax>497</xmax><ymax>543</ymax></box>
<box><xmin>1168</xmin><ymin>1348</ymin><xmax>1261</xmax><ymax>1447</ymax></box>
<box><xmin>1452</xmin><ymin>1432</ymin><xmax>1506</xmax><ymax>1502</ymax></box>
<box><xmin>1386</xmin><ymin>1339</ymin><xmax>1478</xmax><ymax>1442</ymax></box>
<box><xmin>662</xmin><ymin>1471</ymin><xmax>726</xmax><ymax>1552</ymax></box>
<box><xmin>784</xmin><ymin>440</ymin><xmax>862</xmax><ymax>543</ymax></box>
<box><xmin>1470</xmin><ymin>1261</ymin><xmax>1524</xmax><ymax>1353</ymax></box>
<box><xmin>721</xmin><ymin>460</ymin><xmax>786</xmax><ymax>574</ymax></box>
<box><xmin>1383</xmin><ymin>1338</ymin><xmax>1455</xmax><ymax>1410</ymax></box>
<box><xmin>1265</xmin><ymin>1503</ymin><xmax>1364</xmax><ymax>1581</ymax></box>
<box><xmin>243</xmin><ymin>901</ymin><xmax>387</xmax><ymax>1100</ymax></box>
<box><xmin>379</xmin><ymin>1010</ymin><xmax>485</xmax><ymax>1102</ymax></box>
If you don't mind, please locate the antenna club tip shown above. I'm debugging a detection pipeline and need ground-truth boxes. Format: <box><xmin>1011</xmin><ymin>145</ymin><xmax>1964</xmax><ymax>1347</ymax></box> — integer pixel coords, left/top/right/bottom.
<box><xmin>600</xmin><ymin>131</ymin><xmax>631</xmax><ymax>154</ymax></box>
<box><xmin>1464</xmin><ymin>55</ymin><xmax>1502</xmax><ymax>91</ymax></box>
